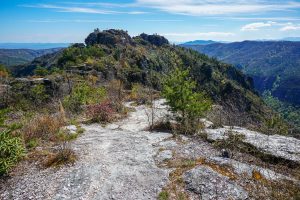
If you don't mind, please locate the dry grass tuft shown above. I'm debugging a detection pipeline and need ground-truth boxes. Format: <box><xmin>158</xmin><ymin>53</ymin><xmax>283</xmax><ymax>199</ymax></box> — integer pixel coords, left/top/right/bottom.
<box><xmin>159</xmin><ymin>157</ymin><xmax>205</xmax><ymax>199</ymax></box>
<box><xmin>23</xmin><ymin>113</ymin><xmax>65</xmax><ymax>144</ymax></box>
<box><xmin>252</xmin><ymin>170</ymin><xmax>264</xmax><ymax>181</ymax></box>
<box><xmin>205</xmin><ymin>162</ymin><xmax>237</xmax><ymax>180</ymax></box>
<box><xmin>43</xmin><ymin>148</ymin><xmax>77</xmax><ymax>168</ymax></box>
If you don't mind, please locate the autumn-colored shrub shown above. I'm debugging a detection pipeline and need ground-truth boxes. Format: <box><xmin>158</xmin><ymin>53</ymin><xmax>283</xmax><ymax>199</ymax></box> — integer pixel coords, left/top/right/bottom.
<box><xmin>23</xmin><ymin>114</ymin><xmax>65</xmax><ymax>144</ymax></box>
<box><xmin>86</xmin><ymin>101</ymin><xmax>115</xmax><ymax>123</ymax></box>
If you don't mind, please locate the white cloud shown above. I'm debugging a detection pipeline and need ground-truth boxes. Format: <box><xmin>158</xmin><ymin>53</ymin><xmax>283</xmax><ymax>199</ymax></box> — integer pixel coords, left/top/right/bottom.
<box><xmin>220</xmin><ymin>17</ymin><xmax>300</xmax><ymax>21</ymax></box>
<box><xmin>136</xmin><ymin>0</ymin><xmax>300</xmax><ymax>16</ymax></box>
<box><xmin>280</xmin><ymin>25</ymin><xmax>300</xmax><ymax>31</ymax></box>
<box><xmin>241</xmin><ymin>21</ymin><xmax>276</xmax><ymax>31</ymax></box>
<box><xmin>21</xmin><ymin>4</ymin><xmax>148</xmax><ymax>14</ymax></box>
<box><xmin>143</xmin><ymin>19</ymin><xmax>184</xmax><ymax>22</ymax></box>
<box><xmin>241</xmin><ymin>21</ymin><xmax>300</xmax><ymax>32</ymax></box>
<box><xmin>21</xmin><ymin>1</ymin><xmax>300</xmax><ymax>16</ymax></box>
<box><xmin>25</xmin><ymin>19</ymin><xmax>121</xmax><ymax>23</ymax></box>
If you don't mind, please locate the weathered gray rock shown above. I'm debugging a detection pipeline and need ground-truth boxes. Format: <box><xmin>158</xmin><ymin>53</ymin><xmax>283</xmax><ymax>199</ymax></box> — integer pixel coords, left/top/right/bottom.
<box><xmin>0</xmin><ymin>100</ymin><xmax>172</xmax><ymax>200</ymax></box>
<box><xmin>156</xmin><ymin>150</ymin><xmax>173</xmax><ymax>162</ymax></box>
<box><xmin>106</xmin><ymin>99</ymin><xmax>170</xmax><ymax>132</ymax></box>
<box><xmin>64</xmin><ymin>125</ymin><xmax>77</xmax><ymax>134</ymax></box>
<box><xmin>210</xmin><ymin>157</ymin><xmax>294</xmax><ymax>181</ymax></box>
<box><xmin>158</xmin><ymin>140</ymin><xmax>177</xmax><ymax>148</ymax></box>
<box><xmin>184</xmin><ymin>165</ymin><xmax>248</xmax><ymax>200</ymax></box>
<box><xmin>206</xmin><ymin>126</ymin><xmax>300</xmax><ymax>162</ymax></box>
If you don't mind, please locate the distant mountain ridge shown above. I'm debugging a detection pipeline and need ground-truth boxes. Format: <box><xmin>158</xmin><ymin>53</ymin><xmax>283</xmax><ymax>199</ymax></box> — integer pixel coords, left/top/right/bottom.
<box><xmin>182</xmin><ymin>40</ymin><xmax>218</xmax><ymax>45</ymax></box>
<box><xmin>0</xmin><ymin>43</ymin><xmax>70</xmax><ymax>50</ymax></box>
<box><xmin>282</xmin><ymin>37</ymin><xmax>300</xmax><ymax>42</ymax></box>
<box><xmin>0</xmin><ymin>48</ymin><xmax>64</xmax><ymax>66</ymax></box>
<box><xmin>182</xmin><ymin>40</ymin><xmax>300</xmax><ymax>105</ymax></box>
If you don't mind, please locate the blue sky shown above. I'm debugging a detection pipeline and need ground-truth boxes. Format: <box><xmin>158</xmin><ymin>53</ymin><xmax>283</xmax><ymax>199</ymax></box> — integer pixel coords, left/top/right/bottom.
<box><xmin>1</xmin><ymin>0</ymin><xmax>300</xmax><ymax>43</ymax></box>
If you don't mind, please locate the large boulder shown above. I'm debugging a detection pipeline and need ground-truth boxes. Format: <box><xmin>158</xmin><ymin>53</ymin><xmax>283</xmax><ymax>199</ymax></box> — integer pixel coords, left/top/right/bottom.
<box><xmin>137</xmin><ymin>33</ymin><xmax>169</xmax><ymax>46</ymax></box>
<box><xmin>184</xmin><ymin>165</ymin><xmax>248</xmax><ymax>200</ymax></box>
<box><xmin>85</xmin><ymin>29</ymin><xmax>134</xmax><ymax>47</ymax></box>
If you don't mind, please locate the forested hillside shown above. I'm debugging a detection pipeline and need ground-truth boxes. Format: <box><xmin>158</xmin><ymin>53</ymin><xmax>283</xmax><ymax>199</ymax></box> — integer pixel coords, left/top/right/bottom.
<box><xmin>182</xmin><ymin>41</ymin><xmax>300</xmax><ymax>106</ymax></box>
<box><xmin>0</xmin><ymin>48</ymin><xmax>63</xmax><ymax>66</ymax></box>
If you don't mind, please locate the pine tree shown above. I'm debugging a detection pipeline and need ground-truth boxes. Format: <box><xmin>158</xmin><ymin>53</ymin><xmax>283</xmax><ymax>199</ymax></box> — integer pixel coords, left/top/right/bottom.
<box><xmin>162</xmin><ymin>67</ymin><xmax>211</xmax><ymax>134</ymax></box>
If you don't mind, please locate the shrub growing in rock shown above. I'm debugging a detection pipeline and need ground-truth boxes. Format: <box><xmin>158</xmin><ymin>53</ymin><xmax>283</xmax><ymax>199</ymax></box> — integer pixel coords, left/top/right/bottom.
<box><xmin>0</xmin><ymin>129</ymin><xmax>25</xmax><ymax>175</ymax></box>
<box><xmin>30</xmin><ymin>84</ymin><xmax>50</xmax><ymax>105</ymax></box>
<box><xmin>63</xmin><ymin>82</ymin><xmax>106</xmax><ymax>113</ymax></box>
<box><xmin>86</xmin><ymin>101</ymin><xmax>115</xmax><ymax>123</ymax></box>
<box><xmin>162</xmin><ymin>67</ymin><xmax>212</xmax><ymax>134</ymax></box>
<box><xmin>34</xmin><ymin>66</ymin><xmax>49</xmax><ymax>76</ymax></box>
<box><xmin>44</xmin><ymin>148</ymin><xmax>76</xmax><ymax>168</ymax></box>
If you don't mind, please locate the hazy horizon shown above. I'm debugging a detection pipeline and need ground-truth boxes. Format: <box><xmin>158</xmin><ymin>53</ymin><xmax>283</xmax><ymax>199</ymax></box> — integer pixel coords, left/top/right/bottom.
<box><xmin>0</xmin><ymin>36</ymin><xmax>300</xmax><ymax>48</ymax></box>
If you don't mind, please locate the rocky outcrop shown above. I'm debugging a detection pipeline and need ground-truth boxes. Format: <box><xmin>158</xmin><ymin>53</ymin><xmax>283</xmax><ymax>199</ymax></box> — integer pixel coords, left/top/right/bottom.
<box><xmin>209</xmin><ymin>157</ymin><xmax>295</xmax><ymax>181</ymax></box>
<box><xmin>184</xmin><ymin>165</ymin><xmax>248</xmax><ymax>200</ymax></box>
<box><xmin>10</xmin><ymin>77</ymin><xmax>58</xmax><ymax>97</ymax></box>
<box><xmin>205</xmin><ymin>126</ymin><xmax>300</xmax><ymax>163</ymax></box>
<box><xmin>85</xmin><ymin>29</ymin><xmax>134</xmax><ymax>47</ymax></box>
<box><xmin>137</xmin><ymin>33</ymin><xmax>169</xmax><ymax>46</ymax></box>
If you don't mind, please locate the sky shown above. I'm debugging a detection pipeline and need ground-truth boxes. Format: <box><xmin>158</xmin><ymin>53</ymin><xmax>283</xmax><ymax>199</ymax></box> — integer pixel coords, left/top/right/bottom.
<box><xmin>0</xmin><ymin>0</ymin><xmax>300</xmax><ymax>43</ymax></box>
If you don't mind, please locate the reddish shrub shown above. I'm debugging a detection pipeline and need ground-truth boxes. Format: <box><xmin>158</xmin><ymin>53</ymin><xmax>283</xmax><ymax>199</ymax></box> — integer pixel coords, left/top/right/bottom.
<box><xmin>86</xmin><ymin>101</ymin><xmax>115</xmax><ymax>123</ymax></box>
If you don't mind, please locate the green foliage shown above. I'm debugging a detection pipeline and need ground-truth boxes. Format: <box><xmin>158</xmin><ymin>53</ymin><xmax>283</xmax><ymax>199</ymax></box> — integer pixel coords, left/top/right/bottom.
<box><xmin>263</xmin><ymin>91</ymin><xmax>300</xmax><ymax>131</ymax></box>
<box><xmin>34</xmin><ymin>66</ymin><xmax>49</xmax><ymax>76</ymax></box>
<box><xmin>50</xmin><ymin>67</ymin><xmax>63</xmax><ymax>75</ymax></box>
<box><xmin>130</xmin><ymin>83</ymin><xmax>148</xmax><ymax>102</ymax></box>
<box><xmin>30</xmin><ymin>84</ymin><xmax>50</xmax><ymax>104</ymax></box>
<box><xmin>63</xmin><ymin>82</ymin><xmax>107</xmax><ymax>113</ymax></box>
<box><xmin>27</xmin><ymin>138</ymin><xmax>39</xmax><ymax>149</ymax></box>
<box><xmin>158</xmin><ymin>191</ymin><xmax>169</xmax><ymax>200</ymax></box>
<box><xmin>0</xmin><ymin>108</ymin><xmax>9</xmax><ymax>127</ymax></box>
<box><xmin>55</xmin><ymin>126</ymin><xmax>84</xmax><ymax>142</ymax></box>
<box><xmin>0</xmin><ymin>129</ymin><xmax>25</xmax><ymax>175</ymax></box>
<box><xmin>162</xmin><ymin>67</ymin><xmax>211</xmax><ymax>134</ymax></box>
<box><xmin>58</xmin><ymin>46</ymin><xmax>104</xmax><ymax>67</ymax></box>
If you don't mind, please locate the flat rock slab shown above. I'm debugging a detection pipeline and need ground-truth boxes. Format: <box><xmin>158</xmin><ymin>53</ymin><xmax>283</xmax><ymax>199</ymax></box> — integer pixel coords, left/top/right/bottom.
<box><xmin>206</xmin><ymin>126</ymin><xmax>300</xmax><ymax>163</ymax></box>
<box><xmin>184</xmin><ymin>165</ymin><xmax>248</xmax><ymax>200</ymax></box>
<box><xmin>107</xmin><ymin>99</ymin><xmax>170</xmax><ymax>132</ymax></box>
<box><xmin>210</xmin><ymin>157</ymin><xmax>294</xmax><ymax>181</ymax></box>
